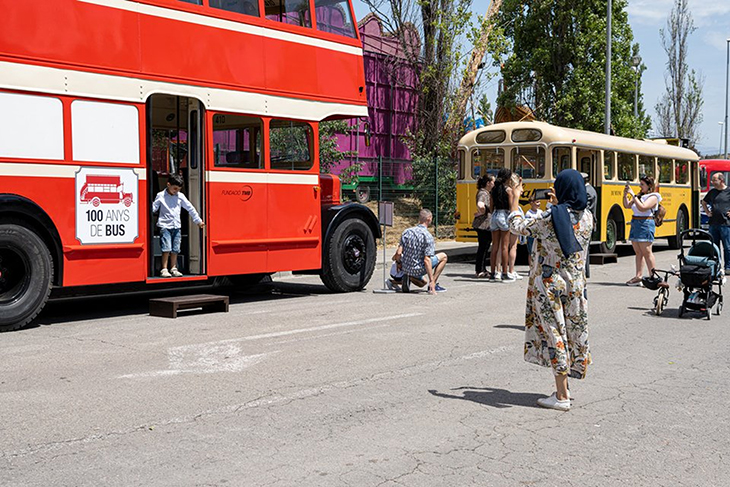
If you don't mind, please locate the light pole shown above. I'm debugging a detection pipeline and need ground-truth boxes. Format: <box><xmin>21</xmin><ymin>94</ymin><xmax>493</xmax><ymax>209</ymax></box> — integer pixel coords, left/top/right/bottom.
<box><xmin>719</xmin><ymin>122</ymin><xmax>724</xmax><ymax>155</ymax></box>
<box><xmin>605</xmin><ymin>0</ymin><xmax>612</xmax><ymax>134</ymax></box>
<box><xmin>724</xmin><ymin>38</ymin><xmax>729</xmax><ymax>159</ymax></box>
<box><xmin>632</xmin><ymin>54</ymin><xmax>642</xmax><ymax>118</ymax></box>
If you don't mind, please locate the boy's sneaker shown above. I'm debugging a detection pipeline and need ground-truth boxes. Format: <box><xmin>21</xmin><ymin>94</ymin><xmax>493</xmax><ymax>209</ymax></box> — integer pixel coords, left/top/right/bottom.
<box><xmin>502</xmin><ymin>273</ymin><xmax>516</xmax><ymax>283</ymax></box>
<box><xmin>160</xmin><ymin>268</ymin><xmax>172</xmax><ymax>278</ymax></box>
<box><xmin>170</xmin><ymin>267</ymin><xmax>183</xmax><ymax>277</ymax></box>
<box><xmin>491</xmin><ymin>272</ymin><xmax>502</xmax><ymax>282</ymax></box>
<box><xmin>434</xmin><ymin>283</ymin><xmax>447</xmax><ymax>293</ymax></box>
<box><xmin>536</xmin><ymin>393</ymin><xmax>571</xmax><ymax>411</ymax></box>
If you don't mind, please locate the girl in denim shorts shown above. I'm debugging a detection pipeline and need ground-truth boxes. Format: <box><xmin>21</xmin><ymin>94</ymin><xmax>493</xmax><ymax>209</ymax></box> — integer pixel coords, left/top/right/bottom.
<box><xmin>623</xmin><ymin>176</ymin><xmax>661</xmax><ymax>286</ymax></box>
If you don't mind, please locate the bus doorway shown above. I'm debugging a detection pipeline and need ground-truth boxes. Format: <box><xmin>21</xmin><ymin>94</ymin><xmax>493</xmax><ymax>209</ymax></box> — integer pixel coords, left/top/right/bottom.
<box><xmin>147</xmin><ymin>94</ymin><xmax>206</xmax><ymax>279</ymax></box>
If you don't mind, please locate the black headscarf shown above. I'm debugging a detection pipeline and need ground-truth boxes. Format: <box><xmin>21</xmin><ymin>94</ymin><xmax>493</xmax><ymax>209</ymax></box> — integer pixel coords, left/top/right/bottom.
<box><xmin>551</xmin><ymin>169</ymin><xmax>587</xmax><ymax>257</ymax></box>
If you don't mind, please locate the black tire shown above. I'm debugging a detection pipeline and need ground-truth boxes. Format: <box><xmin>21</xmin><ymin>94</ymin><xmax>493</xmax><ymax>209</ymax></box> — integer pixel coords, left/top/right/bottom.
<box><xmin>320</xmin><ymin>218</ymin><xmax>376</xmax><ymax>292</ymax></box>
<box><xmin>654</xmin><ymin>291</ymin><xmax>665</xmax><ymax>316</ymax></box>
<box><xmin>678</xmin><ymin>305</ymin><xmax>685</xmax><ymax>318</ymax></box>
<box><xmin>600</xmin><ymin>217</ymin><xmax>618</xmax><ymax>254</ymax></box>
<box><xmin>355</xmin><ymin>185</ymin><xmax>370</xmax><ymax>204</ymax></box>
<box><xmin>0</xmin><ymin>224</ymin><xmax>53</xmax><ymax>332</ymax></box>
<box><xmin>667</xmin><ymin>209</ymin><xmax>687</xmax><ymax>250</ymax></box>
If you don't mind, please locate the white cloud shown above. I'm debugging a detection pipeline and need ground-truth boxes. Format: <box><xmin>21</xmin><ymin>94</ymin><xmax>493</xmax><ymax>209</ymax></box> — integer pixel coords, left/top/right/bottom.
<box><xmin>628</xmin><ymin>0</ymin><xmax>730</xmax><ymax>28</ymax></box>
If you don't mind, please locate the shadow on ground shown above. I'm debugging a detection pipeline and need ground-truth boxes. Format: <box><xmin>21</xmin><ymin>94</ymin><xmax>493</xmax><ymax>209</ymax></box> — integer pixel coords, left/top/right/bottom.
<box><xmin>429</xmin><ymin>387</ymin><xmax>544</xmax><ymax>409</ymax></box>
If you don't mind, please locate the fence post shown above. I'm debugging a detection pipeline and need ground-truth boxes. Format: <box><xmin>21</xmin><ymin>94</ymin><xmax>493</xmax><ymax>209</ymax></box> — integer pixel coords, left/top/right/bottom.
<box><xmin>434</xmin><ymin>154</ymin><xmax>439</xmax><ymax>239</ymax></box>
<box><xmin>379</xmin><ymin>156</ymin><xmax>383</xmax><ymax>203</ymax></box>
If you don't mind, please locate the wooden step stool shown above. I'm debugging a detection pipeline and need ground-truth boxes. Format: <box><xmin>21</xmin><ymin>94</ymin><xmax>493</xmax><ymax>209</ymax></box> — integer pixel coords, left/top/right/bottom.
<box><xmin>149</xmin><ymin>294</ymin><xmax>229</xmax><ymax>318</ymax></box>
<box><xmin>589</xmin><ymin>253</ymin><xmax>618</xmax><ymax>265</ymax></box>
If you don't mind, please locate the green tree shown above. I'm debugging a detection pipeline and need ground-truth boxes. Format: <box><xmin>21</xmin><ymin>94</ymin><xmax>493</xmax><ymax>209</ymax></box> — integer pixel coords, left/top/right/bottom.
<box><xmin>497</xmin><ymin>0</ymin><xmax>651</xmax><ymax>138</ymax></box>
<box><xmin>318</xmin><ymin>120</ymin><xmax>355</xmax><ymax>177</ymax></box>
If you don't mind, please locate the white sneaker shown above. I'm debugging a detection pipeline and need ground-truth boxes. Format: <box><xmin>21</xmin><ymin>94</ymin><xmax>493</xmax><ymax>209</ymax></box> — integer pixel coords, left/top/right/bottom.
<box><xmin>501</xmin><ymin>273</ymin><xmax>516</xmax><ymax>283</ymax></box>
<box><xmin>537</xmin><ymin>392</ymin><xmax>571</xmax><ymax>411</ymax></box>
<box><xmin>491</xmin><ymin>272</ymin><xmax>501</xmax><ymax>282</ymax></box>
<box><xmin>509</xmin><ymin>272</ymin><xmax>523</xmax><ymax>280</ymax></box>
<box><xmin>160</xmin><ymin>268</ymin><xmax>172</xmax><ymax>278</ymax></box>
<box><xmin>170</xmin><ymin>267</ymin><xmax>183</xmax><ymax>277</ymax></box>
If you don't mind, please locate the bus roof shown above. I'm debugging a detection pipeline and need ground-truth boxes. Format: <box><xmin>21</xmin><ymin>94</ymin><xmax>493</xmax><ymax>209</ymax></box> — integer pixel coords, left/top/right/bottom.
<box><xmin>458</xmin><ymin>121</ymin><xmax>700</xmax><ymax>161</ymax></box>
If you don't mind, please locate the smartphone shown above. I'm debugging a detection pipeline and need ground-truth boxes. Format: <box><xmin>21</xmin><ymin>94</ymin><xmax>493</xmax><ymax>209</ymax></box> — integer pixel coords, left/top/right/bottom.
<box><xmin>533</xmin><ymin>188</ymin><xmax>552</xmax><ymax>200</ymax></box>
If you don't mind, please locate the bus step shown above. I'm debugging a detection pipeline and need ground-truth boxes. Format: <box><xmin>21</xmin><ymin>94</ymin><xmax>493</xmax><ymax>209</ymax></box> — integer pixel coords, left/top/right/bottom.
<box><xmin>149</xmin><ymin>294</ymin><xmax>229</xmax><ymax>319</ymax></box>
<box><xmin>589</xmin><ymin>253</ymin><xmax>618</xmax><ymax>265</ymax></box>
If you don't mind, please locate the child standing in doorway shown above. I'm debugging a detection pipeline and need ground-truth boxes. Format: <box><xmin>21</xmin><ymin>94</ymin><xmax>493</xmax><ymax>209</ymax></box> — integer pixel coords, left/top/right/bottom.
<box><xmin>152</xmin><ymin>174</ymin><xmax>205</xmax><ymax>277</ymax></box>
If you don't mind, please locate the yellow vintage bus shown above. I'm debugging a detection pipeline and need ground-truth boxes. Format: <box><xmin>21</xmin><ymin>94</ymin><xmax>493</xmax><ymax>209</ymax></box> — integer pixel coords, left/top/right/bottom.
<box><xmin>455</xmin><ymin>121</ymin><xmax>700</xmax><ymax>252</ymax></box>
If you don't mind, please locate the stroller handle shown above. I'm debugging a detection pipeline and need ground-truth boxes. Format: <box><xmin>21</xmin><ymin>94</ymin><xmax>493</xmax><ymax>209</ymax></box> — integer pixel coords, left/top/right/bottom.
<box><xmin>680</xmin><ymin>228</ymin><xmax>713</xmax><ymax>242</ymax></box>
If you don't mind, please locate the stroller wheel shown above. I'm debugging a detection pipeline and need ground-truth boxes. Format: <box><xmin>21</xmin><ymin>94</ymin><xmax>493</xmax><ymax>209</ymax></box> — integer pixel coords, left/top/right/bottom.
<box><xmin>715</xmin><ymin>298</ymin><xmax>723</xmax><ymax>316</ymax></box>
<box><xmin>706</xmin><ymin>308</ymin><xmax>712</xmax><ymax>320</ymax></box>
<box><xmin>678</xmin><ymin>305</ymin><xmax>685</xmax><ymax>318</ymax></box>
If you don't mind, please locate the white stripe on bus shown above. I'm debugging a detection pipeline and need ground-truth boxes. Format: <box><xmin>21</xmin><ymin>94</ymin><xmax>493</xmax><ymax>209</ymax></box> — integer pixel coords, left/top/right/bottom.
<box><xmin>0</xmin><ymin>162</ymin><xmax>147</xmax><ymax>180</ymax></box>
<box><xmin>0</xmin><ymin>61</ymin><xmax>368</xmax><ymax>121</ymax></box>
<box><xmin>206</xmin><ymin>171</ymin><xmax>319</xmax><ymax>185</ymax></box>
<box><xmin>79</xmin><ymin>0</ymin><xmax>363</xmax><ymax>56</ymax></box>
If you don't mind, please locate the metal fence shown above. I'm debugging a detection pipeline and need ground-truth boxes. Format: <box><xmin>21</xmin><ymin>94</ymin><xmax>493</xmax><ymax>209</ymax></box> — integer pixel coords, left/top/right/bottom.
<box><xmin>339</xmin><ymin>156</ymin><xmax>457</xmax><ymax>241</ymax></box>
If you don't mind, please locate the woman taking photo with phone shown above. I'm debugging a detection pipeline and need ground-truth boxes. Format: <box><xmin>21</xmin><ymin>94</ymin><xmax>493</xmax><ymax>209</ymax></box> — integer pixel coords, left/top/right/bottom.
<box><xmin>624</xmin><ymin>176</ymin><xmax>661</xmax><ymax>286</ymax></box>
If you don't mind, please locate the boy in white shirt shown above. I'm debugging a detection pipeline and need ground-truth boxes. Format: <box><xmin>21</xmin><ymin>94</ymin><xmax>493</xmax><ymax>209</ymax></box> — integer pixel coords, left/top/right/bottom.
<box><xmin>152</xmin><ymin>174</ymin><xmax>205</xmax><ymax>277</ymax></box>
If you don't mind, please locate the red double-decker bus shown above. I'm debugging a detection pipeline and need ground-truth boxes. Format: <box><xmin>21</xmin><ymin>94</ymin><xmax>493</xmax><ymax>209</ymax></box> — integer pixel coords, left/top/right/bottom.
<box><xmin>0</xmin><ymin>0</ymin><xmax>380</xmax><ymax>331</ymax></box>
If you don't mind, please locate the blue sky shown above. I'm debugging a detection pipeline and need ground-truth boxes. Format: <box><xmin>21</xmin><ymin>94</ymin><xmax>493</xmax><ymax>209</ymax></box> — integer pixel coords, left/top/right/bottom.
<box><xmin>351</xmin><ymin>0</ymin><xmax>730</xmax><ymax>155</ymax></box>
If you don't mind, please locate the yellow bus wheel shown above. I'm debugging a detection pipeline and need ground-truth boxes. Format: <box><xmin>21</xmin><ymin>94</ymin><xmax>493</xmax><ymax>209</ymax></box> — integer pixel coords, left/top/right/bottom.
<box><xmin>600</xmin><ymin>217</ymin><xmax>618</xmax><ymax>254</ymax></box>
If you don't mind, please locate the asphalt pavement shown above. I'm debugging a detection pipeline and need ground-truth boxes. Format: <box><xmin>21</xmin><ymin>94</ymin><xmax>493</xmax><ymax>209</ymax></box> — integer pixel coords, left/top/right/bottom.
<box><xmin>1</xmin><ymin>242</ymin><xmax>727</xmax><ymax>486</ymax></box>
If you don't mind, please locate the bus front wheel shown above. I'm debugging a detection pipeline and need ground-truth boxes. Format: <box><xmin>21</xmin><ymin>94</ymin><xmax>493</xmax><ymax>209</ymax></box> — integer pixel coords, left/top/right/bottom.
<box><xmin>0</xmin><ymin>224</ymin><xmax>53</xmax><ymax>332</ymax></box>
<box><xmin>600</xmin><ymin>217</ymin><xmax>618</xmax><ymax>254</ymax></box>
<box><xmin>321</xmin><ymin>218</ymin><xmax>376</xmax><ymax>292</ymax></box>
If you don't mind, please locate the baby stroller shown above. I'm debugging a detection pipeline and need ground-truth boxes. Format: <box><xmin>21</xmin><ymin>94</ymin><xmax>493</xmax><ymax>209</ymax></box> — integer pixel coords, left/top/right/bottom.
<box><xmin>676</xmin><ymin>229</ymin><xmax>723</xmax><ymax>319</ymax></box>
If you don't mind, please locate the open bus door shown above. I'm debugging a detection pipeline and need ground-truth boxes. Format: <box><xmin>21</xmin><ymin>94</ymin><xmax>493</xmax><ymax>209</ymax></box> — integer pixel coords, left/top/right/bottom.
<box><xmin>147</xmin><ymin>94</ymin><xmax>206</xmax><ymax>280</ymax></box>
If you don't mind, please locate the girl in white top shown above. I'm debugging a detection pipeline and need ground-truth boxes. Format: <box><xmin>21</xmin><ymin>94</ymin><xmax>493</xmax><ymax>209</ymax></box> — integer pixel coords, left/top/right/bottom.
<box><xmin>623</xmin><ymin>176</ymin><xmax>662</xmax><ymax>286</ymax></box>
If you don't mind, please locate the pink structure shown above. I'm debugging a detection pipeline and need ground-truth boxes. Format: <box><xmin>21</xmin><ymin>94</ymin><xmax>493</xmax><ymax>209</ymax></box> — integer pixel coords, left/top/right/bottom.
<box><xmin>334</xmin><ymin>15</ymin><xmax>420</xmax><ymax>186</ymax></box>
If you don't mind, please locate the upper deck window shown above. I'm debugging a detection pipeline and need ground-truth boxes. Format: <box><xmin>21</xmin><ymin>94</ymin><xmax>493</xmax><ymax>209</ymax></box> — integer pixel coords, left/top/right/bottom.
<box><xmin>178</xmin><ymin>0</ymin><xmax>202</xmax><ymax>4</ymax></box>
<box><xmin>210</xmin><ymin>0</ymin><xmax>260</xmax><ymax>16</ymax></box>
<box><xmin>266</xmin><ymin>0</ymin><xmax>312</xmax><ymax>28</ymax></box>
<box><xmin>475</xmin><ymin>130</ymin><xmax>506</xmax><ymax>144</ymax></box>
<box><xmin>315</xmin><ymin>0</ymin><xmax>356</xmax><ymax>38</ymax></box>
<box><xmin>511</xmin><ymin>128</ymin><xmax>542</xmax><ymax>143</ymax></box>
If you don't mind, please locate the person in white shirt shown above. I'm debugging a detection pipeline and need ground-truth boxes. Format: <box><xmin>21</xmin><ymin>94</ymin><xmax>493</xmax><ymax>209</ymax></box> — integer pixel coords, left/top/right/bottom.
<box><xmin>623</xmin><ymin>176</ymin><xmax>661</xmax><ymax>286</ymax></box>
<box><xmin>151</xmin><ymin>174</ymin><xmax>205</xmax><ymax>278</ymax></box>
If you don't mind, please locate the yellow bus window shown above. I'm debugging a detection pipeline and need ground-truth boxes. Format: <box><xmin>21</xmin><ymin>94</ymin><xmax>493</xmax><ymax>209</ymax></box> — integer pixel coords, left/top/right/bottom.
<box><xmin>604</xmin><ymin>152</ymin><xmax>615</xmax><ymax>180</ymax></box>
<box><xmin>658</xmin><ymin>158</ymin><xmax>673</xmax><ymax>183</ymax></box>
<box><xmin>472</xmin><ymin>148</ymin><xmax>503</xmax><ymax>179</ymax></box>
<box><xmin>551</xmin><ymin>147</ymin><xmax>572</xmax><ymax>177</ymax></box>
<box><xmin>639</xmin><ymin>155</ymin><xmax>655</xmax><ymax>179</ymax></box>
<box><xmin>676</xmin><ymin>160</ymin><xmax>689</xmax><ymax>184</ymax></box>
<box><xmin>617</xmin><ymin>152</ymin><xmax>635</xmax><ymax>181</ymax></box>
<box><xmin>457</xmin><ymin>149</ymin><xmax>465</xmax><ymax>180</ymax></box>
<box><xmin>475</xmin><ymin>130</ymin><xmax>506</xmax><ymax>144</ymax></box>
<box><xmin>511</xmin><ymin>147</ymin><xmax>545</xmax><ymax>179</ymax></box>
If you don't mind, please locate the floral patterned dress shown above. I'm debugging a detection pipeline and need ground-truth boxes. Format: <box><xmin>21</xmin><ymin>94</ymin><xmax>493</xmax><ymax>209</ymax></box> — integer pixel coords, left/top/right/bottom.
<box><xmin>509</xmin><ymin>208</ymin><xmax>593</xmax><ymax>379</ymax></box>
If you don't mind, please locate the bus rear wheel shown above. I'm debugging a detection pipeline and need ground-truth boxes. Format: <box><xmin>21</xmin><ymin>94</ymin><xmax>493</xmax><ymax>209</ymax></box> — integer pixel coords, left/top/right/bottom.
<box><xmin>321</xmin><ymin>218</ymin><xmax>376</xmax><ymax>292</ymax></box>
<box><xmin>0</xmin><ymin>224</ymin><xmax>53</xmax><ymax>332</ymax></box>
<box><xmin>600</xmin><ymin>217</ymin><xmax>618</xmax><ymax>254</ymax></box>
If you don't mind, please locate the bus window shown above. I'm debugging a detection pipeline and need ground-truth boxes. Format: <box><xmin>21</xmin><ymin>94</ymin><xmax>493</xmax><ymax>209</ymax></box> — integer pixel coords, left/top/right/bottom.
<box><xmin>658</xmin><ymin>158</ymin><xmax>673</xmax><ymax>184</ymax></box>
<box><xmin>475</xmin><ymin>130</ymin><xmax>506</xmax><ymax>144</ymax></box>
<box><xmin>270</xmin><ymin>120</ymin><xmax>313</xmax><ymax>170</ymax></box>
<box><xmin>675</xmin><ymin>160</ymin><xmax>689</xmax><ymax>184</ymax></box>
<box><xmin>210</xmin><ymin>0</ymin><xmax>260</xmax><ymax>16</ymax></box>
<box><xmin>266</xmin><ymin>0</ymin><xmax>312</xmax><ymax>27</ymax></box>
<box><xmin>511</xmin><ymin>147</ymin><xmax>545</xmax><ymax>179</ymax></box>
<box><xmin>472</xmin><ymin>148</ymin><xmax>503</xmax><ymax>179</ymax></box>
<box><xmin>700</xmin><ymin>166</ymin><xmax>708</xmax><ymax>189</ymax></box>
<box><xmin>617</xmin><ymin>152</ymin><xmax>636</xmax><ymax>181</ymax></box>
<box><xmin>603</xmin><ymin>152</ymin><xmax>615</xmax><ymax>180</ymax></box>
<box><xmin>639</xmin><ymin>155</ymin><xmax>655</xmax><ymax>179</ymax></box>
<box><xmin>179</xmin><ymin>0</ymin><xmax>202</xmax><ymax>4</ymax></box>
<box><xmin>551</xmin><ymin>147</ymin><xmax>572</xmax><ymax>177</ymax></box>
<box><xmin>213</xmin><ymin>114</ymin><xmax>263</xmax><ymax>169</ymax></box>
<box><xmin>315</xmin><ymin>0</ymin><xmax>357</xmax><ymax>38</ymax></box>
<box><xmin>457</xmin><ymin>149</ymin><xmax>466</xmax><ymax>180</ymax></box>
<box><xmin>511</xmin><ymin>129</ymin><xmax>542</xmax><ymax>143</ymax></box>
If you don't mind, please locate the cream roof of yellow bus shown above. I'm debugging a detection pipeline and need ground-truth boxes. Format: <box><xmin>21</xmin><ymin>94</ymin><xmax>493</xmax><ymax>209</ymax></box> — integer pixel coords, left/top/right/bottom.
<box><xmin>458</xmin><ymin>121</ymin><xmax>699</xmax><ymax>161</ymax></box>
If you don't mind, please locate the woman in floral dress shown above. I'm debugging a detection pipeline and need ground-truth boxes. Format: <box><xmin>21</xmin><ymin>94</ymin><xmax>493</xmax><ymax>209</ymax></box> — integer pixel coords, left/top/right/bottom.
<box><xmin>508</xmin><ymin>169</ymin><xmax>593</xmax><ymax>411</ymax></box>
